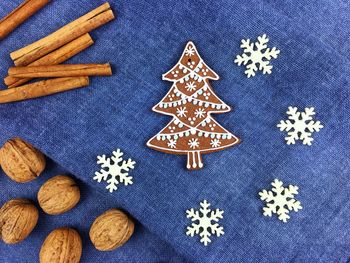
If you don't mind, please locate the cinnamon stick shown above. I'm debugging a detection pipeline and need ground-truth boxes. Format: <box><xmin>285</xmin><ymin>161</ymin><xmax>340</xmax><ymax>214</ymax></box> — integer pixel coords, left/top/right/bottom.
<box><xmin>0</xmin><ymin>0</ymin><xmax>50</xmax><ymax>40</ymax></box>
<box><xmin>10</xmin><ymin>2</ymin><xmax>115</xmax><ymax>66</ymax></box>
<box><xmin>9</xmin><ymin>63</ymin><xmax>112</xmax><ymax>78</ymax></box>
<box><xmin>5</xmin><ymin>33</ymin><xmax>94</xmax><ymax>88</ymax></box>
<box><xmin>0</xmin><ymin>77</ymin><xmax>89</xmax><ymax>104</ymax></box>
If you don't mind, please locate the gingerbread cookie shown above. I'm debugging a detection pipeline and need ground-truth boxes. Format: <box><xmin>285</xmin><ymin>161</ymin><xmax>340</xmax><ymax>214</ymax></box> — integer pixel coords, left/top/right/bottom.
<box><xmin>147</xmin><ymin>41</ymin><xmax>240</xmax><ymax>170</ymax></box>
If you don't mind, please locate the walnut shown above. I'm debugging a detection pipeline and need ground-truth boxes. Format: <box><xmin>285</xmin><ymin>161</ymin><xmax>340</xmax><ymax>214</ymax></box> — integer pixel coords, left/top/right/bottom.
<box><xmin>89</xmin><ymin>209</ymin><xmax>134</xmax><ymax>251</ymax></box>
<box><xmin>0</xmin><ymin>137</ymin><xmax>46</xmax><ymax>183</ymax></box>
<box><xmin>40</xmin><ymin>227</ymin><xmax>82</xmax><ymax>263</ymax></box>
<box><xmin>0</xmin><ymin>198</ymin><xmax>39</xmax><ymax>244</ymax></box>
<box><xmin>38</xmin><ymin>175</ymin><xmax>80</xmax><ymax>215</ymax></box>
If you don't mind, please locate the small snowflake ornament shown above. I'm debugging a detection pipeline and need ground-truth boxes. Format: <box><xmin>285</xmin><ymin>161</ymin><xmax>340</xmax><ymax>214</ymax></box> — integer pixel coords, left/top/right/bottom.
<box><xmin>234</xmin><ymin>34</ymin><xmax>280</xmax><ymax>78</ymax></box>
<box><xmin>277</xmin><ymin>106</ymin><xmax>323</xmax><ymax>145</ymax></box>
<box><xmin>186</xmin><ymin>200</ymin><xmax>224</xmax><ymax>246</ymax></box>
<box><xmin>259</xmin><ymin>179</ymin><xmax>302</xmax><ymax>223</ymax></box>
<box><xmin>93</xmin><ymin>149</ymin><xmax>136</xmax><ymax>193</ymax></box>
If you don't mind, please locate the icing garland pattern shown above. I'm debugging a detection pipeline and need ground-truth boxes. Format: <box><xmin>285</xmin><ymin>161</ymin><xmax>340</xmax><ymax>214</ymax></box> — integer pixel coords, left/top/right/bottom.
<box><xmin>147</xmin><ymin>41</ymin><xmax>240</xmax><ymax>170</ymax></box>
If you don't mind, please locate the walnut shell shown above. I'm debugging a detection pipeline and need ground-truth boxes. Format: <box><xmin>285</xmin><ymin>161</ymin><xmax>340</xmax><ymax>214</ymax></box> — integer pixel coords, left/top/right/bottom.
<box><xmin>89</xmin><ymin>209</ymin><xmax>134</xmax><ymax>251</ymax></box>
<box><xmin>38</xmin><ymin>175</ymin><xmax>80</xmax><ymax>215</ymax></box>
<box><xmin>40</xmin><ymin>227</ymin><xmax>82</xmax><ymax>263</ymax></box>
<box><xmin>0</xmin><ymin>198</ymin><xmax>39</xmax><ymax>244</ymax></box>
<box><xmin>0</xmin><ymin>138</ymin><xmax>46</xmax><ymax>183</ymax></box>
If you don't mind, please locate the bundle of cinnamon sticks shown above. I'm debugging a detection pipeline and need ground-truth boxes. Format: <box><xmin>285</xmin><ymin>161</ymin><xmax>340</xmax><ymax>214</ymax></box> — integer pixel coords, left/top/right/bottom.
<box><xmin>0</xmin><ymin>2</ymin><xmax>115</xmax><ymax>104</ymax></box>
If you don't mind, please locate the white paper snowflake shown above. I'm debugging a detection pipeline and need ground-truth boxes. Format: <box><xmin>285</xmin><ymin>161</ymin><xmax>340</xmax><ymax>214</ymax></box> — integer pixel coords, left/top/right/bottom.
<box><xmin>93</xmin><ymin>149</ymin><xmax>136</xmax><ymax>193</ymax></box>
<box><xmin>277</xmin><ymin>106</ymin><xmax>323</xmax><ymax>145</ymax></box>
<box><xmin>186</xmin><ymin>200</ymin><xmax>224</xmax><ymax>246</ymax></box>
<box><xmin>234</xmin><ymin>34</ymin><xmax>280</xmax><ymax>78</ymax></box>
<box><xmin>259</xmin><ymin>179</ymin><xmax>302</xmax><ymax>223</ymax></box>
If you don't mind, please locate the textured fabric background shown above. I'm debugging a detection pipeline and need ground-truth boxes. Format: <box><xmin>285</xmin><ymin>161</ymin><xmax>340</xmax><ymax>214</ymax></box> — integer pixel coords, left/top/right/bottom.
<box><xmin>0</xmin><ymin>0</ymin><xmax>350</xmax><ymax>262</ymax></box>
<box><xmin>0</xmin><ymin>160</ymin><xmax>186</xmax><ymax>263</ymax></box>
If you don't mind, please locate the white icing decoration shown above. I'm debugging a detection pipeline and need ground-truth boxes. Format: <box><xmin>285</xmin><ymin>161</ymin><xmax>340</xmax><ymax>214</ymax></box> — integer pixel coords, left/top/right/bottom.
<box><xmin>188</xmin><ymin>138</ymin><xmax>199</xmax><ymax>149</ymax></box>
<box><xmin>210</xmin><ymin>139</ymin><xmax>221</xmax><ymax>148</ymax></box>
<box><xmin>167</xmin><ymin>139</ymin><xmax>177</xmax><ymax>149</ymax></box>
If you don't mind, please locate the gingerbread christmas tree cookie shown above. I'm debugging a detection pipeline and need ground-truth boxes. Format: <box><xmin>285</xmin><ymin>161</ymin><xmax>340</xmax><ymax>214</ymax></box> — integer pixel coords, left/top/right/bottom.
<box><xmin>147</xmin><ymin>41</ymin><xmax>240</xmax><ymax>170</ymax></box>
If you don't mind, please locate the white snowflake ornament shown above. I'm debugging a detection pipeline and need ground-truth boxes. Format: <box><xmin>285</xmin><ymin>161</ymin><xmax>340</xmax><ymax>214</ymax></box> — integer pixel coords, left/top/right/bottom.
<box><xmin>259</xmin><ymin>179</ymin><xmax>302</xmax><ymax>223</ymax></box>
<box><xmin>93</xmin><ymin>149</ymin><xmax>136</xmax><ymax>193</ymax></box>
<box><xmin>234</xmin><ymin>34</ymin><xmax>280</xmax><ymax>78</ymax></box>
<box><xmin>277</xmin><ymin>106</ymin><xmax>323</xmax><ymax>145</ymax></box>
<box><xmin>186</xmin><ymin>200</ymin><xmax>224</xmax><ymax>246</ymax></box>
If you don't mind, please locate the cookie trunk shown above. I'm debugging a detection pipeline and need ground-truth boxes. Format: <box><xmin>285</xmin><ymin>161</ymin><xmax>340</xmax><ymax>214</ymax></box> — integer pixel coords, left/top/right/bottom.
<box><xmin>186</xmin><ymin>151</ymin><xmax>203</xmax><ymax>170</ymax></box>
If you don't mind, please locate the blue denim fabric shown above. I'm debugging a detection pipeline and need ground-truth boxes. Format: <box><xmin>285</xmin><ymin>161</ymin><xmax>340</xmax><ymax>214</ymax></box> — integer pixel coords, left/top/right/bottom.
<box><xmin>0</xmin><ymin>160</ymin><xmax>187</xmax><ymax>263</ymax></box>
<box><xmin>0</xmin><ymin>0</ymin><xmax>350</xmax><ymax>262</ymax></box>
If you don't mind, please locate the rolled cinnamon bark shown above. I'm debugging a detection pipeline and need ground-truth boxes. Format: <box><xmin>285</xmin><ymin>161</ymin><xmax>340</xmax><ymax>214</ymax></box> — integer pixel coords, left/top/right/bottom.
<box><xmin>9</xmin><ymin>64</ymin><xmax>112</xmax><ymax>78</ymax></box>
<box><xmin>0</xmin><ymin>0</ymin><xmax>50</xmax><ymax>40</ymax></box>
<box><xmin>0</xmin><ymin>77</ymin><xmax>89</xmax><ymax>104</ymax></box>
<box><xmin>5</xmin><ymin>34</ymin><xmax>94</xmax><ymax>88</ymax></box>
<box><xmin>10</xmin><ymin>2</ymin><xmax>115</xmax><ymax>66</ymax></box>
